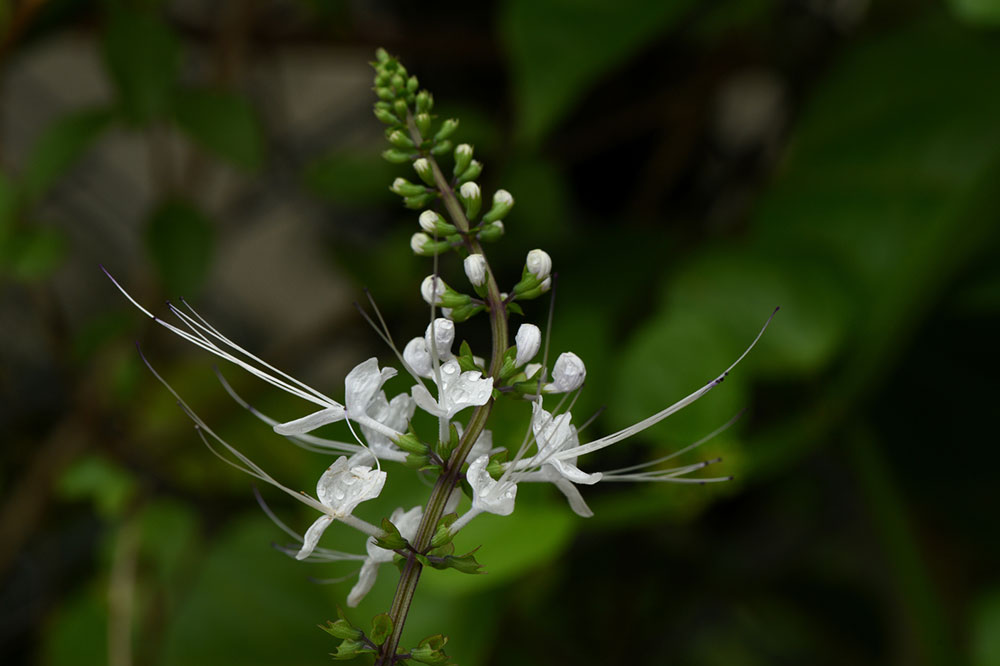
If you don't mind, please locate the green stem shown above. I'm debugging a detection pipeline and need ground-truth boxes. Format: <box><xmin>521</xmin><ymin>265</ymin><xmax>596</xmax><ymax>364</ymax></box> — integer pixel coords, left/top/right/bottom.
<box><xmin>376</xmin><ymin>123</ymin><xmax>508</xmax><ymax>664</ymax></box>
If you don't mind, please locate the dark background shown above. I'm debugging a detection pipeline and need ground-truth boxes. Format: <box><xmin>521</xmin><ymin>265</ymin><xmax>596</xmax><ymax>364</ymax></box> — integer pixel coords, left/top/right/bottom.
<box><xmin>1</xmin><ymin>0</ymin><xmax>999</xmax><ymax>664</ymax></box>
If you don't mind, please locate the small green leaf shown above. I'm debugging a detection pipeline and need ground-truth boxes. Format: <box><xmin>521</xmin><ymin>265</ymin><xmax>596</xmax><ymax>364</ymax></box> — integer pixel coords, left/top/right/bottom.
<box><xmin>145</xmin><ymin>198</ymin><xmax>215</xmax><ymax>295</ymax></box>
<box><xmin>369</xmin><ymin>614</ymin><xmax>393</xmax><ymax>646</ymax></box>
<box><xmin>2</xmin><ymin>227</ymin><xmax>67</xmax><ymax>281</ymax></box>
<box><xmin>102</xmin><ymin>7</ymin><xmax>180</xmax><ymax>122</ymax></box>
<box><xmin>173</xmin><ymin>89</ymin><xmax>265</xmax><ymax>170</ymax></box>
<box><xmin>21</xmin><ymin>108</ymin><xmax>113</xmax><ymax>203</ymax></box>
<box><xmin>321</xmin><ymin>619</ymin><xmax>362</xmax><ymax>641</ymax></box>
<box><xmin>56</xmin><ymin>455</ymin><xmax>137</xmax><ymax>518</ymax></box>
<box><xmin>375</xmin><ymin>517</ymin><xmax>409</xmax><ymax>551</ymax></box>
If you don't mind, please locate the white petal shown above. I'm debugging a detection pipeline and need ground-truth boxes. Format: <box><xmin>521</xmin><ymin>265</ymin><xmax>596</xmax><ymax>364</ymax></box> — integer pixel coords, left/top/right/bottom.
<box><xmin>411</xmin><ymin>383</ymin><xmax>444</xmax><ymax>417</ymax></box>
<box><xmin>296</xmin><ymin>515</ymin><xmax>334</xmax><ymax>560</ymax></box>
<box><xmin>550</xmin><ymin>473</ymin><xmax>594</xmax><ymax>518</ymax></box>
<box><xmin>550</xmin><ymin>458</ymin><xmax>602</xmax><ymax>485</ymax></box>
<box><xmin>345</xmin><ymin>358</ymin><xmax>397</xmax><ymax>418</ymax></box>
<box><xmin>316</xmin><ymin>456</ymin><xmax>387</xmax><ymax>517</ymax></box>
<box><xmin>403</xmin><ymin>337</ymin><xmax>433</xmax><ymax>378</ymax></box>
<box><xmin>467</xmin><ymin>455</ymin><xmax>517</xmax><ymax>516</ymax></box>
<box><xmin>438</xmin><ymin>360</ymin><xmax>493</xmax><ymax>419</ymax></box>
<box><xmin>347</xmin><ymin>558</ymin><xmax>381</xmax><ymax>607</ymax></box>
<box><xmin>548</xmin><ymin>352</ymin><xmax>586</xmax><ymax>393</ymax></box>
<box><xmin>273</xmin><ymin>406</ymin><xmax>345</xmax><ymax>435</ymax></box>
<box><xmin>424</xmin><ymin>318</ymin><xmax>455</xmax><ymax>360</ymax></box>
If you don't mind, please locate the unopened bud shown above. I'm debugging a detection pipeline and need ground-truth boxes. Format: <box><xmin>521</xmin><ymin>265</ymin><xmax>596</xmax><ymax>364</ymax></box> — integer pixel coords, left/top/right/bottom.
<box><xmin>393</xmin><ymin>99</ymin><xmax>409</xmax><ymax>119</ymax></box>
<box><xmin>403</xmin><ymin>337</ymin><xmax>432</xmax><ymax>376</ymax></box>
<box><xmin>526</xmin><ymin>249</ymin><xmax>552</xmax><ymax>280</ymax></box>
<box><xmin>434</xmin><ymin>118</ymin><xmax>459</xmax><ymax>142</ymax></box>
<box><xmin>416</xmin><ymin>90</ymin><xmax>433</xmax><ymax>113</ymax></box>
<box><xmin>421</xmin><ymin>275</ymin><xmax>447</xmax><ymax>306</ymax></box>
<box><xmin>463</xmin><ymin>254</ymin><xmax>487</xmax><ymax>287</ymax></box>
<box><xmin>430</xmin><ymin>139</ymin><xmax>452</xmax><ymax>156</ymax></box>
<box><xmin>374</xmin><ymin>107</ymin><xmax>400</xmax><ymax>125</ymax></box>
<box><xmin>388</xmin><ymin>130</ymin><xmax>415</xmax><ymax>149</ymax></box>
<box><xmin>514</xmin><ymin>324</ymin><xmax>541</xmax><ymax>367</ymax></box>
<box><xmin>453</xmin><ymin>144</ymin><xmax>473</xmax><ymax>177</ymax></box>
<box><xmin>391</xmin><ymin>177</ymin><xmax>426</xmax><ymax>197</ymax></box>
<box><xmin>411</xmin><ymin>232</ymin><xmax>432</xmax><ymax>255</ymax></box>
<box><xmin>549</xmin><ymin>352</ymin><xmax>586</xmax><ymax>393</ymax></box>
<box><xmin>382</xmin><ymin>149</ymin><xmax>410</xmax><ymax>164</ymax></box>
<box><xmin>413</xmin><ymin>158</ymin><xmax>434</xmax><ymax>185</ymax></box>
<box><xmin>459</xmin><ymin>181</ymin><xmax>482</xmax><ymax>219</ymax></box>
<box><xmin>458</xmin><ymin>159</ymin><xmax>482</xmax><ymax>183</ymax></box>
<box><xmin>477</xmin><ymin>220</ymin><xmax>504</xmax><ymax>242</ymax></box>
<box><xmin>406</xmin><ymin>75</ymin><xmax>419</xmax><ymax>93</ymax></box>
<box><xmin>482</xmin><ymin>189</ymin><xmax>514</xmax><ymax>223</ymax></box>
<box><xmin>415</xmin><ymin>112</ymin><xmax>432</xmax><ymax>138</ymax></box>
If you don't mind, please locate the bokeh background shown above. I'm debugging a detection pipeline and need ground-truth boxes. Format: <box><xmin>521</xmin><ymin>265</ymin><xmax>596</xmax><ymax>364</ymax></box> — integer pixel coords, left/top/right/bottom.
<box><xmin>2</xmin><ymin>0</ymin><xmax>999</xmax><ymax>664</ymax></box>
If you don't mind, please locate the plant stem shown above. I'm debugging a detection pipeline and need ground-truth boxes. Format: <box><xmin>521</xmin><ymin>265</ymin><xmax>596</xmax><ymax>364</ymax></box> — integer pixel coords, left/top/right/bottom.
<box><xmin>376</xmin><ymin>126</ymin><xmax>508</xmax><ymax>664</ymax></box>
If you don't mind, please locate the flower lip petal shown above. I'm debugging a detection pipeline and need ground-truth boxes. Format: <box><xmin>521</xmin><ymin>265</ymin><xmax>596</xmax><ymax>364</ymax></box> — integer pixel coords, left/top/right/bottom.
<box><xmin>345</xmin><ymin>358</ymin><xmax>397</xmax><ymax>418</ymax></box>
<box><xmin>273</xmin><ymin>405</ymin><xmax>346</xmax><ymax>436</ymax></box>
<box><xmin>296</xmin><ymin>514</ymin><xmax>334</xmax><ymax>560</ymax></box>
<box><xmin>316</xmin><ymin>456</ymin><xmax>387</xmax><ymax>517</ymax></box>
<box><xmin>467</xmin><ymin>454</ymin><xmax>517</xmax><ymax>516</ymax></box>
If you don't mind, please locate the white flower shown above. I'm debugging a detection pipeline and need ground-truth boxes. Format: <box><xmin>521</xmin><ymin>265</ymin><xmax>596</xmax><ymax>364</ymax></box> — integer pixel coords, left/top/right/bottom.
<box><xmin>546</xmin><ymin>352</ymin><xmax>585</xmax><ymax>393</ymax></box>
<box><xmin>360</xmin><ymin>392</ymin><xmax>415</xmax><ymax>459</ymax></box>
<box><xmin>403</xmin><ymin>337</ymin><xmax>433</xmax><ymax>377</ymax></box>
<box><xmin>411</xmin><ymin>359</ymin><xmax>493</xmax><ymax>420</ymax></box>
<box><xmin>466</xmin><ymin>454</ymin><xmax>517</xmax><ymax>516</ymax></box>
<box><xmin>274</xmin><ymin>358</ymin><xmax>396</xmax><ymax>436</ymax></box>
<box><xmin>296</xmin><ymin>456</ymin><xmax>387</xmax><ymax>560</ymax></box>
<box><xmin>514</xmin><ymin>323</ymin><xmax>541</xmax><ymax>367</ymax></box>
<box><xmin>347</xmin><ymin>505</ymin><xmax>422</xmax><ymax>606</ymax></box>
<box><xmin>420</xmin><ymin>275</ymin><xmax>447</xmax><ymax>306</ymax></box>
<box><xmin>526</xmin><ymin>249</ymin><xmax>551</xmax><ymax>280</ymax></box>
<box><xmin>463</xmin><ymin>253</ymin><xmax>487</xmax><ymax>287</ymax></box>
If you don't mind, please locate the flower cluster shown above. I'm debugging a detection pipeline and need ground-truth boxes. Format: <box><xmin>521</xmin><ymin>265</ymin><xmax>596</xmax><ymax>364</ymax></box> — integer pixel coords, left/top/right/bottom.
<box><xmin>109</xmin><ymin>47</ymin><xmax>775</xmax><ymax>664</ymax></box>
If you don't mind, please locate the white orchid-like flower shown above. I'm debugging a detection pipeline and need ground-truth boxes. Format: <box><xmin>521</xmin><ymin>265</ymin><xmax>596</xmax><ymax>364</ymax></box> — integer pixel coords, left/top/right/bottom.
<box><xmin>466</xmin><ymin>454</ymin><xmax>517</xmax><ymax>516</ymax></box>
<box><xmin>347</xmin><ymin>505</ymin><xmax>423</xmax><ymax>607</ymax></box>
<box><xmin>359</xmin><ymin>392</ymin><xmax>416</xmax><ymax>461</ymax></box>
<box><xmin>296</xmin><ymin>456</ymin><xmax>387</xmax><ymax>560</ymax></box>
<box><xmin>411</xmin><ymin>359</ymin><xmax>493</xmax><ymax>421</ymax></box>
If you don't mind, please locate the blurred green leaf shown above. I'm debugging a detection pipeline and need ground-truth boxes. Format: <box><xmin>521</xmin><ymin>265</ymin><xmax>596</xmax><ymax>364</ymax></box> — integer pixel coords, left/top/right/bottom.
<box><xmin>173</xmin><ymin>89</ymin><xmax>265</xmax><ymax>170</ymax></box>
<box><xmin>56</xmin><ymin>454</ymin><xmax>138</xmax><ymax>519</ymax></box>
<box><xmin>139</xmin><ymin>500</ymin><xmax>201</xmax><ymax>610</ymax></box>
<box><xmin>610</xmin><ymin>307</ymin><xmax>748</xmax><ymax>445</ymax></box>
<box><xmin>145</xmin><ymin>198</ymin><xmax>215</xmax><ymax>295</ymax></box>
<box><xmin>949</xmin><ymin>0</ymin><xmax>1000</xmax><ymax>26</ymax></box>
<box><xmin>2</xmin><ymin>227</ymin><xmax>67</xmax><ymax>281</ymax></box>
<box><xmin>102</xmin><ymin>7</ymin><xmax>180</xmax><ymax>122</ymax></box>
<box><xmin>159</xmin><ymin>515</ymin><xmax>338</xmax><ymax>665</ymax></box>
<box><xmin>303</xmin><ymin>151</ymin><xmax>396</xmax><ymax>204</ymax></box>
<box><xmin>21</xmin><ymin>107</ymin><xmax>113</xmax><ymax>203</ymax></box>
<box><xmin>972</xmin><ymin>588</ymin><xmax>1000</xmax><ymax>666</ymax></box>
<box><xmin>42</xmin><ymin>589</ymin><xmax>108</xmax><ymax>666</ymax></box>
<box><xmin>501</xmin><ymin>0</ymin><xmax>696</xmax><ymax>142</ymax></box>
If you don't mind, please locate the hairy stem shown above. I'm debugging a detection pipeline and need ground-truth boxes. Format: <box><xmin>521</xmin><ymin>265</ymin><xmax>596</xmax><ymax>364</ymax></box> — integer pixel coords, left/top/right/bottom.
<box><xmin>376</xmin><ymin>125</ymin><xmax>509</xmax><ymax>664</ymax></box>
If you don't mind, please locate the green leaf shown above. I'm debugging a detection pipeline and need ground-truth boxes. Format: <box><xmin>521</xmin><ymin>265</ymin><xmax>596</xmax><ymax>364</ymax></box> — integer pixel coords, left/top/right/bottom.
<box><xmin>972</xmin><ymin>588</ymin><xmax>1000</xmax><ymax>666</ymax></box>
<box><xmin>102</xmin><ymin>7</ymin><xmax>180</xmax><ymax>122</ymax></box>
<box><xmin>42</xmin><ymin>589</ymin><xmax>108</xmax><ymax>666</ymax></box>
<box><xmin>501</xmin><ymin>0</ymin><xmax>697</xmax><ymax>142</ymax></box>
<box><xmin>20</xmin><ymin>107</ymin><xmax>113</xmax><ymax>203</ymax></box>
<box><xmin>173</xmin><ymin>89</ymin><xmax>265</xmax><ymax>170</ymax></box>
<box><xmin>949</xmin><ymin>0</ymin><xmax>1000</xmax><ymax>26</ymax></box>
<box><xmin>369</xmin><ymin>613</ymin><xmax>393</xmax><ymax>646</ymax></box>
<box><xmin>56</xmin><ymin>454</ymin><xmax>138</xmax><ymax>519</ymax></box>
<box><xmin>145</xmin><ymin>198</ymin><xmax>215</xmax><ymax>295</ymax></box>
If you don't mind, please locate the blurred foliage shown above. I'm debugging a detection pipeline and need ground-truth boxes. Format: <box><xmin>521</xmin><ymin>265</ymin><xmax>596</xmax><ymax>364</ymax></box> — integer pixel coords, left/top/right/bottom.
<box><xmin>2</xmin><ymin>1</ymin><xmax>999</xmax><ymax>665</ymax></box>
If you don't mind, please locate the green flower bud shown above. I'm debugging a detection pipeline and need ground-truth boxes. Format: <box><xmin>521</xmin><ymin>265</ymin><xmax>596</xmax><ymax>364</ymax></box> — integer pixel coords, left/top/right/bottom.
<box><xmin>482</xmin><ymin>189</ymin><xmax>514</xmax><ymax>223</ymax></box>
<box><xmin>415</xmin><ymin>112</ymin><xmax>432</xmax><ymax>139</ymax></box>
<box><xmin>430</xmin><ymin>139</ymin><xmax>452</xmax><ymax>156</ymax></box>
<box><xmin>404</xmin><ymin>192</ymin><xmax>437</xmax><ymax>209</ymax></box>
<box><xmin>415</xmin><ymin>90</ymin><xmax>433</xmax><ymax>113</ymax></box>
<box><xmin>458</xmin><ymin>160</ymin><xmax>482</xmax><ymax>184</ymax></box>
<box><xmin>393</xmin><ymin>432</ymin><xmax>426</xmax><ymax>455</ymax></box>
<box><xmin>391</xmin><ymin>73</ymin><xmax>405</xmax><ymax>90</ymax></box>
<box><xmin>374</xmin><ymin>108</ymin><xmax>400</xmax><ymax>125</ymax></box>
<box><xmin>375</xmin><ymin>48</ymin><xmax>390</xmax><ymax>63</ymax></box>
<box><xmin>388</xmin><ymin>130</ymin><xmax>415</xmax><ymax>150</ymax></box>
<box><xmin>477</xmin><ymin>220</ymin><xmax>504</xmax><ymax>242</ymax></box>
<box><xmin>375</xmin><ymin>87</ymin><xmax>394</xmax><ymax>101</ymax></box>
<box><xmin>418</xmin><ymin>210</ymin><xmax>456</xmax><ymax>236</ymax></box>
<box><xmin>405</xmin><ymin>452</ymin><xmax>430</xmax><ymax>469</ymax></box>
<box><xmin>412</xmin><ymin>158</ymin><xmax>435</xmax><ymax>185</ymax></box>
<box><xmin>407</xmin><ymin>75</ymin><xmax>419</xmax><ymax>93</ymax></box>
<box><xmin>446</xmin><ymin>302</ymin><xmax>485</xmax><ymax>323</ymax></box>
<box><xmin>434</xmin><ymin>118</ymin><xmax>459</xmax><ymax>142</ymax></box>
<box><xmin>393</xmin><ymin>99</ymin><xmax>409</xmax><ymax>119</ymax></box>
<box><xmin>382</xmin><ymin>149</ymin><xmax>411</xmax><ymax>164</ymax></box>
<box><xmin>453</xmin><ymin>143</ymin><xmax>473</xmax><ymax>177</ymax></box>
<box><xmin>458</xmin><ymin>181</ymin><xmax>482</xmax><ymax>219</ymax></box>
<box><xmin>391</xmin><ymin>177</ymin><xmax>426</xmax><ymax>197</ymax></box>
